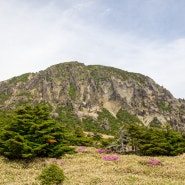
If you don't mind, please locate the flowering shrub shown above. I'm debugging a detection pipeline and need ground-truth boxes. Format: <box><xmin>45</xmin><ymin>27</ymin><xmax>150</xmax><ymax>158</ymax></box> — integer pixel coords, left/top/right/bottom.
<box><xmin>51</xmin><ymin>158</ymin><xmax>58</xmax><ymax>164</ymax></box>
<box><xmin>98</xmin><ymin>149</ymin><xmax>109</xmax><ymax>154</ymax></box>
<box><xmin>139</xmin><ymin>158</ymin><xmax>163</xmax><ymax>166</ymax></box>
<box><xmin>75</xmin><ymin>146</ymin><xmax>86</xmax><ymax>153</ymax></box>
<box><xmin>148</xmin><ymin>158</ymin><xmax>163</xmax><ymax>166</ymax></box>
<box><xmin>102</xmin><ymin>155</ymin><xmax>119</xmax><ymax>161</ymax></box>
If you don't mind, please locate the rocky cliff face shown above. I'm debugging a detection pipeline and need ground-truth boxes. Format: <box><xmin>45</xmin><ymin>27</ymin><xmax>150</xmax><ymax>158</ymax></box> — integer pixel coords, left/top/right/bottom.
<box><xmin>0</xmin><ymin>61</ymin><xmax>185</xmax><ymax>132</ymax></box>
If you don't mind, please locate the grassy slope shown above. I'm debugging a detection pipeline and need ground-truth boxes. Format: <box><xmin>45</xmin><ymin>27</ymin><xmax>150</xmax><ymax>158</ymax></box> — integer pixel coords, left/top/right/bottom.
<box><xmin>1</xmin><ymin>147</ymin><xmax>185</xmax><ymax>185</ymax></box>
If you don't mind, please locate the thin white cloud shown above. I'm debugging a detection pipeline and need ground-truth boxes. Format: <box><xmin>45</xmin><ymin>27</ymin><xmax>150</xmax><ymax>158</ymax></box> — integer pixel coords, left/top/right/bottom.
<box><xmin>0</xmin><ymin>0</ymin><xmax>185</xmax><ymax>99</ymax></box>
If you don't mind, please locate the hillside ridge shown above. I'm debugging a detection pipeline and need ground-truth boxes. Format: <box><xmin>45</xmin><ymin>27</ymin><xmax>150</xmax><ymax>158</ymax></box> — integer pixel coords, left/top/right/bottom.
<box><xmin>0</xmin><ymin>61</ymin><xmax>185</xmax><ymax>133</ymax></box>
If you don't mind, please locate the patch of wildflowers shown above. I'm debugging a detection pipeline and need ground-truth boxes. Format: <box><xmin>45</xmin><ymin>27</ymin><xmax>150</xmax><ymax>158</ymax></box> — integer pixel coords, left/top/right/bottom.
<box><xmin>75</xmin><ymin>146</ymin><xmax>86</xmax><ymax>153</ymax></box>
<box><xmin>148</xmin><ymin>158</ymin><xmax>163</xmax><ymax>166</ymax></box>
<box><xmin>139</xmin><ymin>158</ymin><xmax>163</xmax><ymax>166</ymax></box>
<box><xmin>51</xmin><ymin>158</ymin><xmax>58</xmax><ymax>164</ymax></box>
<box><xmin>102</xmin><ymin>155</ymin><xmax>119</xmax><ymax>161</ymax></box>
<box><xmin>98</xmin><ymin>149</ymin><xmax>108</xmax><ymax>154</ymax></box>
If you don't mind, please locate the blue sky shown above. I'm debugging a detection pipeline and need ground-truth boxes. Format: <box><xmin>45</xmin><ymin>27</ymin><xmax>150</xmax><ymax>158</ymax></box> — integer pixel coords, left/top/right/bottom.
<box><xmin>0</xmin><ymin>0</ymin><xmax>185</xmax><ymax>98</ymax></box>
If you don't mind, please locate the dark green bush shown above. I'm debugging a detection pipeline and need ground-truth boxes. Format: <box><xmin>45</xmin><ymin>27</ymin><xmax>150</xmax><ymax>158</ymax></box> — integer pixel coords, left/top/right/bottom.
<box><xmin>109</xmin><ymin>123</ymin><xmax>185</xmax><ymax>156</ymax></box>
<box><xmin>0</xmin><ymin>103</ymin><xmax>74</xmax><ymax>159</ymax></box>
<box><xmin>93</xmin><ymin>133</ymin><xmax>102</xmax><ymax>141</ymax></box>
<box><xmin>37</xmin><ymin>164</ymin><xmax>65</xmax><ymax>185</ymax></box>
<box><xmin>69</xmin><ymin>136</ymin><xmax>93</xmax><ymax>146</ymax></box>
<box><xmin>101</xmin><ymin>138</ymin><xmax>115</xmax><ymax>148</ymax></box>
<box><xmin>157</xmin><ymin>101</ymin><xmax>171</xmax><ymax>112</ymax></box>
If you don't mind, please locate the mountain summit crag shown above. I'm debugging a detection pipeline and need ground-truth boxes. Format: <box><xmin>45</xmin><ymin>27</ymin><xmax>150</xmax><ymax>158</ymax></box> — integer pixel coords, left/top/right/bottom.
<box><xmin>0</xmin><ymin>61</ymin><xmax>185</xmax><ymax>133</ymax></box>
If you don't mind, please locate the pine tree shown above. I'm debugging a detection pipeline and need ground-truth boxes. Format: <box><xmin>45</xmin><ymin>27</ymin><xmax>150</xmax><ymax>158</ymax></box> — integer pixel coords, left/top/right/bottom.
<box><xmin>0</xmin><ymin>103</ymin><xmax>74</xmax><ymax>159</ymax></box>
<box><xmin>108</xmin><ymin>123</ymin><xmax>185</xmax><ymax>156</ymax></box>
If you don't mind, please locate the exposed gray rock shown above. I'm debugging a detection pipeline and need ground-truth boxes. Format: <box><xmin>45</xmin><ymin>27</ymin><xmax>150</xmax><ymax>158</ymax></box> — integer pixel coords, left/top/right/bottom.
<box><xmin>0</xmin><ymin>61</ymin><xmax>185</xmax><ymax>132</ymax></box>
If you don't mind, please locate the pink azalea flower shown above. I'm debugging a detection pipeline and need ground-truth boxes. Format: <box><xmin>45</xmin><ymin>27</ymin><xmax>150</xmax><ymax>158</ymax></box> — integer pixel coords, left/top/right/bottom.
<box><xmin>148</xmin><ymin>158</ymin><xmax>163</xmax><ymax>166</ymax></box>
<box><xmin>75</xmin><ymin>146</ymin><xmax>86</xmax><ymax>152</ymax></box>
<box><xmin>102</xmin><ymin>155</ymin><xmax>119</xmax><ymax>161</ymax></box>
<box><xmin>98</xmin><ymin>149</ymin><xmax>107</xmax><ymax>154</ymax></box>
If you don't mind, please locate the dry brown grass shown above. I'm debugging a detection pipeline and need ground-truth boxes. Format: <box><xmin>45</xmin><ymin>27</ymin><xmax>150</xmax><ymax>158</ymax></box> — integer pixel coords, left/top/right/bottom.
<box><xmin>1</xmin><ymin>147</ymin><xmax>185</xmax><ymax>185</ymax></box>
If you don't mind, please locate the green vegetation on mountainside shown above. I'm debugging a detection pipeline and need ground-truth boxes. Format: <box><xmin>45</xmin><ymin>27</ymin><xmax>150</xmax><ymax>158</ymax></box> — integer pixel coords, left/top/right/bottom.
<box><xmin>157</xmin><ymin>101</ymin><xmax>171</xmax><ymax>112</ymax></box>
<box><xmin>51</xmin><ymin>100</ymin><xmax>144</xmax><ymax>136</ymax></box>
<box><xmin>0</xmin><ymin>93</ymin><xmax>11</xmax><ymax>104</ymax></box>
<box><xmin>87</xmin><ymin>65</ymin><xmax>148</xmax><ymax>87</ymax></box>
<box><xmin>0</xmin><ymin>102</ymin><xmax>185</xmax><ymax>160</ymax></box>
<box><xmin>0</xmin><ymin>103</ymin><xmax>93</xmax><ymax>159</ymax></box>
<box><xmin>8</xmin><ymin>73</ymin><xmax>30</xmax><ymax>84</ymax></box>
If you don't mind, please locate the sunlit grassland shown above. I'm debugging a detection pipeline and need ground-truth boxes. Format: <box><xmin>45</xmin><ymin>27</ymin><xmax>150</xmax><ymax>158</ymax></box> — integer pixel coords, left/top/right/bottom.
<box><xmin>1</xmin><ymin>147</ymin><xmax>185</xmax><ymax>185</ymax></box>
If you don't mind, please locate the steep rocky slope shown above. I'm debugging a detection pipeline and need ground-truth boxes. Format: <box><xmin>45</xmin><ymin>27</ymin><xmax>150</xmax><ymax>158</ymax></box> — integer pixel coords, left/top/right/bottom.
<box><xmin>0</xmin><ymin>61</ymin><xmax>185</xmax><ymax>133</ymax></box>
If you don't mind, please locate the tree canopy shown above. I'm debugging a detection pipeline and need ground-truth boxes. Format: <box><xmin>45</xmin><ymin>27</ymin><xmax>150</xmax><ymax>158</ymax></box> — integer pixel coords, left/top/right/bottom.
<box><xmin>0</xmin><ymin>103</ymin><xmax>74</xmax><ymax>159</ymax></box>
<box><xmin>108</xmin><ymin>123</ymin><xmax>185</xmax><ymax>156</ymax></box>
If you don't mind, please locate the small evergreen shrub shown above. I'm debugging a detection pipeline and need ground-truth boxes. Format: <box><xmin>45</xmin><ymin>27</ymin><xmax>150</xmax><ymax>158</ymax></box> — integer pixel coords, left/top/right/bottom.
<box><xmin>157</xmin><ymin>101</ymin><xmax>171</xmax><ymax>112</ymax></box>
<box><xmin>93</xmin><ymin>133</ymin><xmax>102</xmax><ymax>141</ymax></box>
<box><xmin>149</xmin><ymin>118</ymin><xmax>162</xmax><ymax>128</ymax></box>
<box><xmin>101</xmin><ymin>138</ymin><xmax>115</xmax><ymax>148</ymax></box>
<box><xmin>37</xmin><ymin>164</ymin><xmax>65</xmax><ymax>185</ymax></box>
<box><xmin>69</xmin><ymin>135</ymin><xmax>93</xmax><ymax>146</ymax></box>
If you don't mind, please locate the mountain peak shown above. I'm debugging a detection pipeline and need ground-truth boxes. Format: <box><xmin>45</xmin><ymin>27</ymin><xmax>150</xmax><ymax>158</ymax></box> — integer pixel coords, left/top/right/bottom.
<box><xmin>0</xmin><ymin>61</ymin><xmax>185</xmax><ymax>133</ymax></box>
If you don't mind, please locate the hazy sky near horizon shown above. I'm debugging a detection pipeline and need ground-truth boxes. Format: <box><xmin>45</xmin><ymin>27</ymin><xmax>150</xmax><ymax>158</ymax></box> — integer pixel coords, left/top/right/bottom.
<box><xmin>1</xmin><ymin>0</ymin><xmax>185</xmax><ymax>98</ymax></box>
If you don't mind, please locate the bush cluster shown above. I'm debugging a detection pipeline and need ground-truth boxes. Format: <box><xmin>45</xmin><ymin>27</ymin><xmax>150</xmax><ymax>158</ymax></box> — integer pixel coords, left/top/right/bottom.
<box><xmin>109</xmin><ymin>123</ymin><xmax>185</xmax><ymax>156</ymax></box>
<box><xmin>0</xmin><ymin>103</ymin><xmax>75</xmax><ymax>159</ymax></box>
